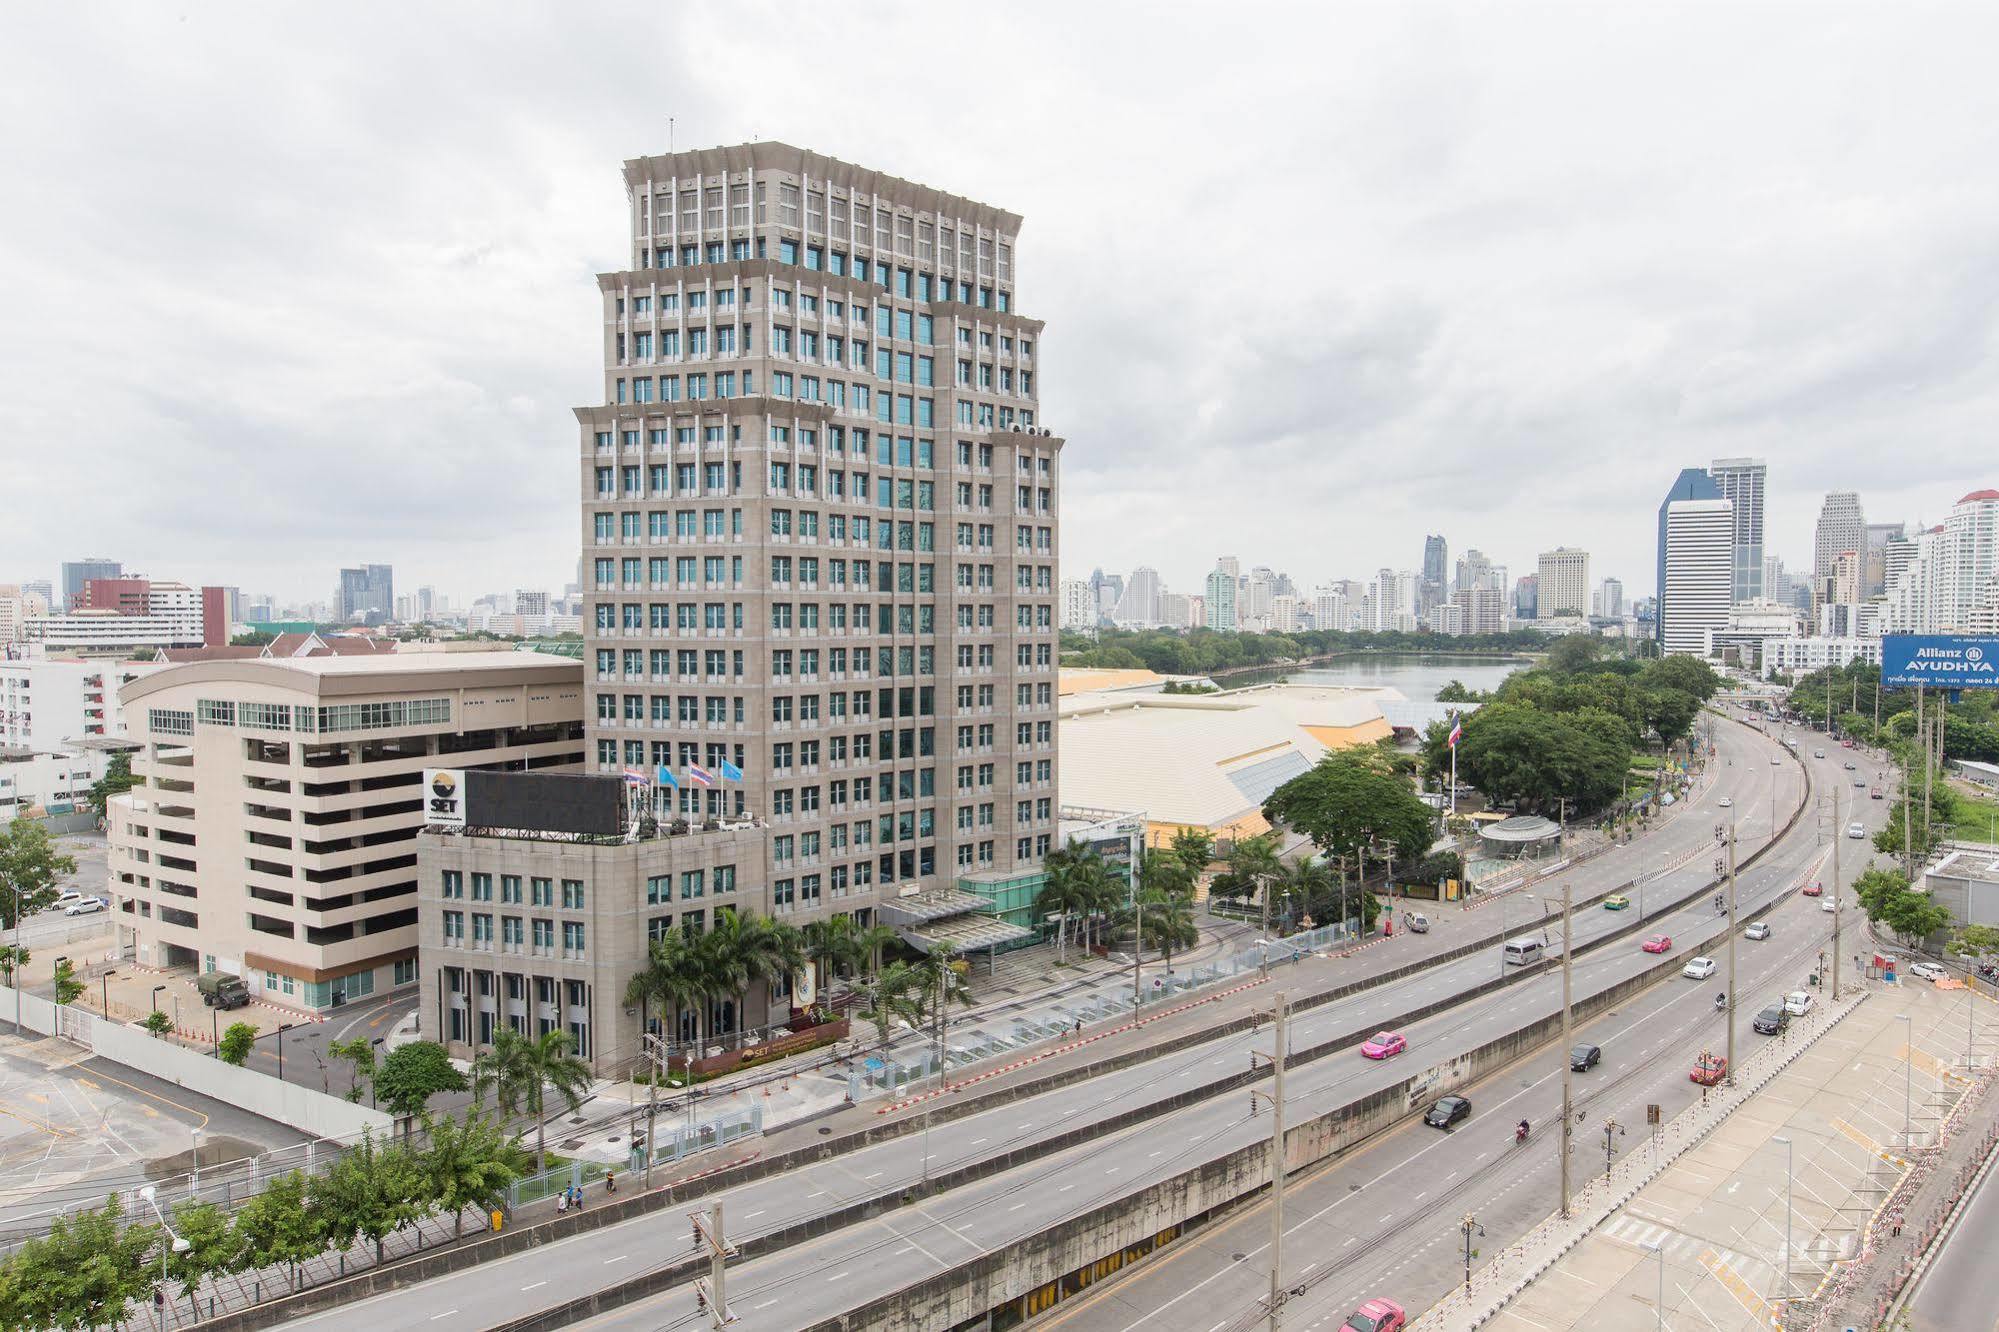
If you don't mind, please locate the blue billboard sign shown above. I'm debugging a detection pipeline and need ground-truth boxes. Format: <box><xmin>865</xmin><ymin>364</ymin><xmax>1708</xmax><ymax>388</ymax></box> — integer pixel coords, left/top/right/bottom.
<box><xmin>1880</xmin><ymin>635</ymin><xmax>1999</xmax><ymax>689</ymax></box>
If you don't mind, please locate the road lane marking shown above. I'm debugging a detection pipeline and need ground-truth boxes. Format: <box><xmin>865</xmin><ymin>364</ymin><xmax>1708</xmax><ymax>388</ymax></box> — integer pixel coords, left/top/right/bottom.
<box><xmin>430</xmin><ymin>1314</ymin><xmax>457</xmax><ymax>1322</ymax></box>
<box><xmin>521</xmin><ymin>1282</ymin><xmax>545</xmax><ymax>1292</ymax></box>
<box><xmin>604</xmin><ymin>1254</ymin><xmax>627</xmax><ymax>1264</ymax></box>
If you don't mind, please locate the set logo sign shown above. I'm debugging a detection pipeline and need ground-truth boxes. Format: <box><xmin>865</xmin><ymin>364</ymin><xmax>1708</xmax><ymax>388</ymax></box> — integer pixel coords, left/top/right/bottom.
<box><xmin>1880</xmin><ymin>635</ymin><xmax>1999</xmax><ymax>689</ymax></box>
<box><xmin>422</xmin><ymin>768</ymin><xmax>467</xmax><ymax>826</ymax></box>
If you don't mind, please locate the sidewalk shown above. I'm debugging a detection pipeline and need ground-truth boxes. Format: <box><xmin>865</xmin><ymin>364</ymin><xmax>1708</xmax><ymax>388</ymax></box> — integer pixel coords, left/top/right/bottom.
<box><xmin>1427</xmin><ymin>975</ymin><xmax>1999</xmax><ymax>1332</ymax></box>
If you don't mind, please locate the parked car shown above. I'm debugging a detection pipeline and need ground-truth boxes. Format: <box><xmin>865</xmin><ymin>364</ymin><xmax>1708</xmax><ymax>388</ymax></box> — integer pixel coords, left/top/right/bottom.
<box><xmin>196</xmin><ymin>971</ymin><xmax>250</xmax><ymax>1010</ymax></box>
<box><xmin>1603</xmin><ymin>894</ymin><xmax>1630</xmax><ymax>911</ymax></box>
<box><xmin>1754</xmin><ymin>1005</ymin><xmax>1790</xmax><ymax>1035</ymax></box>
<box><xmin>52</xmin><ymin>890</ymin><xmax>86</xmax><ymax>910</ymax></box>
<box><xmin>1691</xmin><ymin>1053</ymin><xmax>1728</xmax><ymax>1086</ymax></box>
<box><xmin>1408</xmin><ymin>913</ymin><xmax>1431</xmax><ymax>934</ymax></box>
<box><xmin>1683</xmin><ymin>956</ymin><xmax>1716</xmax><ymax>979</ymax></box>
<box><xmin>1822</xmin><ymin>899</ymin><xmax>1837</xmax><ymax>913</ymax></box>
<box><xmin>1340</xmin><ymin>1299</ymin><xmax>1407</xmax><ymax>1332</ymax></box>
<box><xmin>1801</xmin><ymin>882</ymin><xmax>1823</xmax><ymax>897</ymax></box>
<box><xmin>1843</xmin><ymin>761</ymin><xmax>1857</xmax><ymax>770</ymax></box>
<box><xmin>1783</xmin><ymin>991</ymin><xmax>1814</xmax><ymax>1016</ymax></box>
<box><xmin>1872</xmin><ymin>788</ymin><xmax>1885</xmax><ymax>800</ymax></box>
<box><xmin>1360</xmin><ymin>1031</ymin><xmax>1407</xmax><ymax>1060</ymax></box>
<box><xmin>1570</xmin><ymin>1042</ymin><xmax>1602</xmax><ymax>1071</ymax></box>
<box><xmin>1745</xmin><ymin>922</ymin><xmax>1771</xmax><ymax>940</ymax></box>
<box><xmin>1718</xmin><ymin>796</ymin><xmax>1733</xmax><ymax>808</ymax></box>
<box><xmin>1642</xmin><ymin>935</ymin><xmax>1673</xmax><ymax>954</ymax></box>
<box><xmin>1909</xmin><ymin>962</ymin><xmax>1949</xmax><ymax>983</ymax></box>
<box><xmin>1770</xmin><ymin>754</ymin><xmax>1782</xmax><ymax>765</ymax></box>
<box><xmin>1814</xmin><ymin>749</ymin><xmax>1825</xmax><ymax>758</ymax></box>
<box><xmin>1424</xmin><ymin>1095</ymin><xmax>1471</xmax><ymax>1129</ymax></box>
<box><xmin>1855</xmin><ymin>776</ymin><xmax>1868</xmax><ymax>787</ymax></box>
<box><xmin>63</xmin><ymin>897</ymin><xmax>106</xmax><ymax>916</ymax></box>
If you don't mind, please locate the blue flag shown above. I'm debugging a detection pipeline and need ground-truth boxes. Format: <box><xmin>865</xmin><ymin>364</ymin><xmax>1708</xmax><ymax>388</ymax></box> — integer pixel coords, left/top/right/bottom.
<box><xmin>720</xmin><ymin>759</ymin><xmax>743</xmax><ymax>782</ymax></box>
<box><xmin>655</xmin><ymin>765</ymin><xmax>679</xmax><ymax>788</ymax></box>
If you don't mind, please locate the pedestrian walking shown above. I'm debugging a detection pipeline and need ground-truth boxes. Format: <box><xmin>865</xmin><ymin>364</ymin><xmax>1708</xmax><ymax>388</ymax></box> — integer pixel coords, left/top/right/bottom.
<box><xmin>1072</xmin><ymin>1018</ymin><xmax>1082</xmax><ymax>1036</ymax></box>
<box><xmin>605</xmin><ymin>1171</ymin><xmax>617</xmax><ymax>1196</ymax></box>
<box><xmin>556</xmin><ymin>1190</ymin><xmax>568</xmax><ymax>1215</ymax></box>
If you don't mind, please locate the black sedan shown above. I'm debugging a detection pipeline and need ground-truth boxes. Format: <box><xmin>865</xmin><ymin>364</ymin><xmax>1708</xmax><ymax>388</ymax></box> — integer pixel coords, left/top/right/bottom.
<box><xmin>1570</xmin><ymin>1043</ymin><xmax>1602</xmax><ymax>1072</ymax></box>
<box><xmin>1423</xmin><ymin>1095</ymin><xmax>1471</xmax><ymax>1129</ymax></box>
<box><xmin>1753</xmin><ymin>1005</ymin><xmax>1790</xmax><ymax>1035</ymax></box>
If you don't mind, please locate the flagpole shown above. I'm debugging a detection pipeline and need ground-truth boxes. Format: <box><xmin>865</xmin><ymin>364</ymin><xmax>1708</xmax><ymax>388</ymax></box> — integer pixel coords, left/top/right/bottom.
<box><xmin>1450</xmin><ymin>735</ymin><xmax>1457</xmax><ymax>816</ymax></box>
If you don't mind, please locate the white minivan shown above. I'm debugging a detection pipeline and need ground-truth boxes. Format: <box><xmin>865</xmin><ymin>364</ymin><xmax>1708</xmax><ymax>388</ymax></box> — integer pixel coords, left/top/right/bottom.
<box><xmin>1503</xmin><ymin>937</ymin><xmax>1543</xmax><ymax>966</ymax></box>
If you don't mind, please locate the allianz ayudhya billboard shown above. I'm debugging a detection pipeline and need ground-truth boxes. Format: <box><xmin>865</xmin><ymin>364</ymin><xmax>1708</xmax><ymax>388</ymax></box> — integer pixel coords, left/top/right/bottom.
<box><xmin>1880</xmin><ymin>635</ymin><xmax>1999</xmax><ymax>690</ymax></box>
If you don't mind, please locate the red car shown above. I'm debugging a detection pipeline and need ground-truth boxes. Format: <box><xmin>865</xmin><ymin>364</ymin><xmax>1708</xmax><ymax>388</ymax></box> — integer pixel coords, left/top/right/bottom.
<box><xmin>1340</xmin><ymin>1298</ymin><xmax>1407</xmax><ymax>1332</ymax></box>
<box><xmin>1641</xmin><ymin>934</ymin><xmax>1672</xmax><ymax>954</ymax></box>
<box><xmin>1690</xmin><ymin>1053</ymin><xmax>1728</xmax><ymax>1086</ymax></box>
<box><xmin>1360</xmin><ymin>1031</ymin><xmax>1407</xmax><ymax>1060</ymax></box>
<box><xmin>1801</xmin><ymin>882</ymin><xmax>1823</xmax><ymax>897</ymax></box>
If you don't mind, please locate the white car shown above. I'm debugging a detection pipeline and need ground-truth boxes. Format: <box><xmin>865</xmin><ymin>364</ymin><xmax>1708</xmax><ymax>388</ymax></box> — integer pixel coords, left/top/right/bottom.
<box><xmin>63</xmin><ymin>897</ymin><xmax>106</xmax><ymax>916</ymax></box>
<box><xmin>1683</xmin><ymin>956</ymin><xmax>1718</xmax><ymax>979</ymax></box>
<box><xmin>1814</xmin><ymin>749</ymin><xmax>1825</xmax><ymax>758</ymax></box>
<box><xmin>1821</xmin><ymin>899</ymin><xmax>1836</xmax><ymax>913</ymax></box>
<box><xmin>1770</xmin><ymin>755</ymin><xmax>1782</xmax><ymax>765</ymax></box>
<box><xmin>1718</xmin><ymin>796</ymin><xmax>1733</xmax><ymax>808</ymax></box>
<box><xmin>1784</xmin><ymin>991</ymin><xmax>1814</xmax><ymax>1016</ymax></box>
<box><xmin>52</xmin><ymin>890</ymin><xmax>87</xmax><ymax>910</ymax></box>
<box><xmin>1909</xmin><ymin>962</ymin><xmax>1949</xmax><ymax>983</ymax></box>
<box><xmin>1847</xmin><ymin>823</ymin><xmax>1867</xmax><ymax>839</ymax></box>
<box><xmin>1745</xmin><ymin>922</ymin><xmax>1772</xmax><ymax>940</ymax></box>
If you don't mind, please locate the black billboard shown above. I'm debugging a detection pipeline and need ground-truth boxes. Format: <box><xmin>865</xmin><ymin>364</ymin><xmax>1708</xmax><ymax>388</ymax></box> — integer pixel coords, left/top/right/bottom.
<box><xmin>465</xmin><ymin>770</ymin><xmax>625</xmax><ymax>836</ymax></box>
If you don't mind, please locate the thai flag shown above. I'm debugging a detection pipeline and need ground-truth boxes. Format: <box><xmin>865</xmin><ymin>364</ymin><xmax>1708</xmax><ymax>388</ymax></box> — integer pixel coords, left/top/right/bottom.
<box><xmin>1447</xmin><ymin>712</ymin><xmax>1463</xmax><ymax>749</ymax></box>
<box><xmin>621</xmin><ymin>767</ymin><xmax>650</xmax><ymax>786</ymax></box>
<box><xmin>687</xmin><ymin>764</ymin><xmax>716</xmax><ymax>787</ymax></box>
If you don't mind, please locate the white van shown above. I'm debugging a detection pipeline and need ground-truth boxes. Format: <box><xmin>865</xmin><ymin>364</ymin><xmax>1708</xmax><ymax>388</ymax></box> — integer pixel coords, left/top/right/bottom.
<box><xmin>1503</xmin><ymin>937</ymin><xmax>1543</xmax><ymax>966</ymax></box>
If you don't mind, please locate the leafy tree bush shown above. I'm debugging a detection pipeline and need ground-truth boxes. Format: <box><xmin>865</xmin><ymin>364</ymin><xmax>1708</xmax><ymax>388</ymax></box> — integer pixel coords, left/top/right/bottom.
<box><xmin>0</xmin><ymin>822</ymin><xmax>76</xmax><ymax>927</ymax></box>
<box><xmin>218</xmin><ymin>1021</ymin><xmax>258</xmax><ymax>1066</ymax></box>
<box><xmin>374</xmin><ymin>1040</ymin><xmax>468</xmax><ymax>1126</ymax></box>
<box><xmin>142</xmin><ymin>1010</ymin><xmax>173</xmax><ymax>1038</ymax></box>
<box><xmin>1264</xmin><ymin>750</ymin><xmax>1437</xmax><ymax>865</ymax></box>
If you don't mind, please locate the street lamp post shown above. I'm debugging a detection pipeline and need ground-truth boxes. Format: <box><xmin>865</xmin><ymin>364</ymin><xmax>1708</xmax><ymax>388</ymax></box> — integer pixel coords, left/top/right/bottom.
<box><xmin>191</xmin><ymin>1127</ymin><xmax>203</xmax><ymax>1196</ymax></box>
<box><xmin>151</xmin><ymin>984</ymin><xmax>166</xmax><ymax>1035</ymax></box>
<box><xmin>1773</xmin><ymin>1134</ymin><xmax>1794</xmax><ymax>1300</ymax></box>
<box><xmin>100</xmin><ymin>969</ymin><xmax>115</xmax><ymax>1018</ymax></box>
<box><xmin>1459</xmin><ymin>1213</ymin><xmax>1484</xmax><ymax>1290</ymax></box>
<box><xmin>3</xmin><ymin>879</ymin><xmax>20</xmax><ymax>1034</ymax></box>
<box><xmin>276</xmin><ymin>1022</ymin><xmax>295</xmax><ymax>1082</ymax></box>
<box><xmin>370</xmin><ymin>1036</ymin><xmax>384</xmax><ymax>1108</ymax></box>
<box><xmin>137</xmin><ymin>1184</ymin><xmax>190</xmax><ymax>1332</ymax></box>
<box><xmin>1602</xmin><ymin>1117</ymin><xmax>1624</xmax><ymax>1179</ymax></box>
<box><xmin>1645</xmin><ymin>1242</ymin><xmax>1665</xmax><ymax>1330</ymax></box>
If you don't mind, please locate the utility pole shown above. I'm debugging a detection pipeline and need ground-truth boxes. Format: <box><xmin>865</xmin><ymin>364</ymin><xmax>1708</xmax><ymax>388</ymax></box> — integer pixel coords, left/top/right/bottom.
<box><xmin>1459</xmin><ymin>1213</ymin><xmax>1484</xmax><ymax>1291</ymax></box>
<box><xmin>644</xmin><ymin>1034</ymin><xmax>661</xmax><ymax>1188</ymax></box>
<box><xmin>1136</xmin><ymin>892</ymin><xmax>1149</xmax><ymax>996</ymax></box>
<box><xmin>1249</xmin><ymin>993</ymin><xmax>1290</xmax><ymax>1330</ymax></box>
<box><xmin>1256</xmin><ymin>873</ymin><xmax>1269</xmax><ymax>969</ymax></box>
<box><xmin>1559</xmin><ymin>875</ymin><xmax>1574</xmax><ymax>1219</ymax></box>
<box><xmin>690</xmin><ymin>1201</ymin><xmax>736</xmax><ymax>1327</ymax></box>
<box><xmin>1725</xmin><ymin>809</ymin><xmax>1738</xmax><ymax>1086</ymax></box>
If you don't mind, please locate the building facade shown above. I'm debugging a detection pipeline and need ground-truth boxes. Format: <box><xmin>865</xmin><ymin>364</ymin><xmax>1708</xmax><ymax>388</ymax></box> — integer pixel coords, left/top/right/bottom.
<box><xmin>1812</xmin><ymin>491</ymin><xmax>1866</xmax><ymax>605</ymax></box>
<box><xmin>1655</xmin><ymin>468</ymin><xmax>1723</xmax><ymax>648</ymax></box>
<box><xmin>336</xmin><ymin>565</ymin><xmax>396</xmax><ymax>624</ymax></box>
<box><xmin>1535</xmin><ymin>548</ymin><xmax>1590</xmax><ymax>618</ymax></box>
<box><xmin>108</xmin><ymin>652</ymin><xmax>584</xmax><ymax>1009</ymax></box>
<box><xmin>0</xmin><ymin>657</ymin><xmax>161</xmax><ymax>752</ymax></box>
<box><xmin>1761</xmin><ymin>635</ymin><xmax>1884</xmax><ymax>679</ymax></box>
<box><xmin>1204</xmin><ymin>559</ymin><xmax>1238</xmax><ymax>631</ymax></box>
<box><xmin>1661</xmin><ymin>497</ymin><xmax>1734</xmax><ymax>656</ymax></box>
<box><xmin>1708</xmin><ymin>457</ymin><xmax>1766</xmax><ymax>604</ymax></box>
<box><xmin>60</xmin><ymin>559</ymin><xmax>121</xmax><ymax>613</ymax></box>
<box><xmin>24</xmin><ymin>580</ymin><xmax>225</xmax><ymax>656</ymax></box>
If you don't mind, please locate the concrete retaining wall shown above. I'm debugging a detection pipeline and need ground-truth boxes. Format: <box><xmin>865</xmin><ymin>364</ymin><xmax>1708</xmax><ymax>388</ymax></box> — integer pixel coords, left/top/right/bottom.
<box><xmin>0</xmin><ymin>983</ymin><xmax>388</xmax><ymax>1141</ymax></box>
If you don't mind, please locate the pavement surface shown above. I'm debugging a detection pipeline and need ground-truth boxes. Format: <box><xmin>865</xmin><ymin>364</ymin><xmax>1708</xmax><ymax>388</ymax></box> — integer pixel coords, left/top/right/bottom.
<box><xmin>1478</xmin><ymin>972</ymin><xmax>1989</xmax><ymax>1332</ymax></box>
<box><xmin>0</xmin><ymin>1030</ymin><xmax>307</xmax><ymax>1246</ymax></box>
<box><xmin>273</xmin><ymin>718</ymin><xmax>1841</xmax><ymax>1331</ymax></box>
<box><xmin>1905</xmin><ymin>1126</ymin><xmax>1999</xmax><ymax>1332</ymax></box>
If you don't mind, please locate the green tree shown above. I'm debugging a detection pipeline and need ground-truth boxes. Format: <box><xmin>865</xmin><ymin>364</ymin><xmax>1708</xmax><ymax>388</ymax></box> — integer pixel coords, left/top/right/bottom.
<box><xmin>802</xmin><ymin>914</ymin><xmax>865</xmax><ymax>995</ymax></box>
<box><xmin>50</xmin><ymin>958</ymin><xmax>83</xmax><ymax>1006</ymax></box>
<box><xmin>1882</xmin><ymin>890</ymin><xmax>1952</xmax><ymax>944</ymax></box>
<box><xmin>1853</xmin><ymin>867</ymin><xmax>1908</xmax><ymax>919</ymax></box>
<box><xmin>328</xmin><ymin>1036</ymin><xmax>379</xmax><ymax>1104</ymax></box>
<box><xmin>85</xmin><ymin>752</ymin><xmax>137</xmax><ymax>819</ymax></box>
<box><xmin>1264</xmin><ymin>749</ymin><xmax>1439</xmax><ymax>864</ymax></box>
<box><xmin>1135</xmin><ymin>886</ymin><xmax>1199</xmax><ymax>974</ymax></box>
<box><xmin>164</xmin><ymin>1201</ymin><xmax>243</xmax><ymax>1318</ymax></box>
<box><xmin>0</xmin><ymin>821</ymin><xmax>77</xmax><ymax>928</ymax></box>
<box><xmin>1957</xmin><ymin>923</ymin><xmax>1999</xmax><ymax>958</ymax></box>
<box><xmin>470</xmin><ymin>1028</ymin><xmax>592</xmax><ymax>1177</ymax></box>
<box><xmin>1217</xmin><ymin>831</ymin><xmax>1282</xmax><ymax>911</ymax></box>
<box><xmin>1442</xmin><ymin>702</ymin><xmax>1628</xmax><ymax>815</ymax></box>
<box><xmin>1546</xmin><ymin>635</ymin><xmax>1607</xmax><ymax>675</ymax></box>
<box><xmin>21</xmin><ymin>1195</ymin><xmax>158</xmax><ymax>1331</ymax></box>
<box><xmin>374</xmin><ymin>1040</ymin><xmax>468</xmax><ymax>1128</ymax></box>
<box><xmin>1168</xmin><ymin>827</ymin><xmax>1216</xmax><ymax>878</ymax></box>
<box><xmin>314</xmin><ymin>1133</ymin><xmax>426</xmax><ymax>1265</ymax></box>
<box><xmin>912</xmin><ymin>944</ymin><xmax>973</xmax><ymax>1068</ymax></box>
<box><xmin>218</xmin><ymin>1021</ymin><xmax>258</xmax><ymax>1066</ymax></box>
<box><xmin>142</xmin><ymin>1009</ymin><xmax>173</xmax><ymax>1038</ymax></box>
<box><xmin>419</xmin><ymin>1111</ymin><xmax>529</xmax><ymax>1238</ymax></box>
<box><xmin>1034</xmin><ymin>858</ymin><xmax>1092</xmax><ymax>965</ymax></box>
<box><xmin>0</xmin><ymin>944</ymin><xmax>28</xmax><ymax>987</ymax></box>
<box><xmin>233</xmin><ymin>1171</ymin><xmax>322</xmax><ymax>1292</ymax></box>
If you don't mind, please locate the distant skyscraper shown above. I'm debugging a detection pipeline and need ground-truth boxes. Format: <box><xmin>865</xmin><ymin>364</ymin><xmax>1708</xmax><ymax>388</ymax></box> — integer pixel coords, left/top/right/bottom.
<box><xmin>1535</xmin><ymin>548</ymin><xmax>1590</xmax><ymax>617</ymax></box>
<box><xmin>336</xmin><ymin>564</ymin><xmax>395</xmax><ymax>623</ymax></box>
<box><xmin>1205</xmin><ymin>558</ymin><xmax>1239</xmax><ymax>631</ymax></box>
<box><xmin>1864</xmin><ymin>522</ymin><xmax>1904</xmax><ymax>599</ymax></box>
<box><xmin>1060</xmin><ymin>578</ymin><xmax>1095</xmax><ymax>631</ymax></box>
<box><xmin>1593</xmin><ymin>577</ymin><xmax>1624</xmax><ymax>619</ymax></box>
<box><xmin>1662</xmin><ymin>498</ymin><xmax>1734</xmax><ymax>656</ymax></box>
<box><xmin>1113</xmin><ymin>567</ymin><xmax>1164</xmax><ymax>626</ymax></box>
<box><xmin>1422</xmin><ymin>534</ymin><xmax>1449</xmax><ymax>609</ymax></box>
<box><xmin>1656</xmin><ymin>468</ymin><xmax>1722</xmax><ymax>646</ymax></box>
<box><xmin>1812</xmin><ymin>492</ymin><xmax>1866</xmax><ymax>605</ymax></box>
<box><xmin>1708</xmin><ymin>457</ymin><xmax>1767</xmax><ymax>603</ymax></box>
<box><xmin>1513</xmin><ymin>574</ymin><xmax>1538</xmax><ymax>621</ymax></box>
<box><xmin>60</xmin><ymin>558</ymin><xmax>121</xmax><ymax>613</ymax></box>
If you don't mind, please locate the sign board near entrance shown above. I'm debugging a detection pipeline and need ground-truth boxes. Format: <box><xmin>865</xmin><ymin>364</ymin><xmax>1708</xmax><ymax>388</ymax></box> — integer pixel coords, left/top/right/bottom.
<box><xmin>1881</xmin><ymin>635</ymin><xmax>1999</xmax><ymax>689</ymax></box>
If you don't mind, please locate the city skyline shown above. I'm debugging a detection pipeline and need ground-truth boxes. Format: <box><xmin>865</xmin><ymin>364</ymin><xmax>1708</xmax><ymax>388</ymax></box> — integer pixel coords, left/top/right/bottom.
<box><xmin>4</xmin><ymin>6</ymin><xmax>1992</xmax><ymax>603</ymax></box>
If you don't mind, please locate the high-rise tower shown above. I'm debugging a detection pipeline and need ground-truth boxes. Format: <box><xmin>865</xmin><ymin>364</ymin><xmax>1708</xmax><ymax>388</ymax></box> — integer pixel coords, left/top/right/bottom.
<box><xmin>582</xmin><ymin>142</ymin><xmax>1061</xmax><ymax>905</ymax></box>
<box><xmin>1708</xmin><ymin>457</ymin><xmax>1766</xmax><ymax>604</ymax></box>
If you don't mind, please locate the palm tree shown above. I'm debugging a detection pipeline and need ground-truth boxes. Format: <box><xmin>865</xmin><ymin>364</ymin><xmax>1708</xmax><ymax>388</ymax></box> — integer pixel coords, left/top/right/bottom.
<box><xmin>914</xmin><ymin>944</ymin><xmax>973</xmax><ymax>1067</ymax></box>
<box><xmin>858</xmin><ymin>961</ymin><xmax>921</xmax><ymax>1066</ymax></box>
<box><xmin>1280</xmin><ymin>856</ymin><xmax>1335</xmax><ymax>931</ymax></box>
<box><xmin>1035</xmin><ymin>871</ymin><xmax>1089</xmax><ymax>964</ymax></box>
<box><xmin>804</xmin><ymin>915</ymin><xmax>862</xmax><ymax>996</ymax></box>
<box><xmin>470</xmin><ymin>1028</ymin><xmax>593</xmax><ymax>1177</ymax></box>
<box><xmin>1070</xmin><ymin>853</ymin><xmax>1125</xmax><ymax>951</ymax></box>
<box><xmin>1138</xmin><ymin>887</ymin><xmax>1200</xmax><ymax>975</ymax></box>
<box><xmin>856</xmin><ymin>921</ymin><xmax>899</xmax><ymax>979</ymax></box>
<box><xmin>1228</xmin><ymin>831</ymin><xmax>1284</xmax><ymax>925</ymax></box>
<box><xmin>695</xmin><ymin>908</ymin><xmax>758</xmax><ymax>1040</ymax></box>
<box><xmin>748</xmin><ymin>915</ymin><xmax>809</xmax><ymax>1020</ymax></box>
<box><xmin>624</xmin><ymin>928</ymin><xmax>707</xmax><ymax>1072</ymax></box>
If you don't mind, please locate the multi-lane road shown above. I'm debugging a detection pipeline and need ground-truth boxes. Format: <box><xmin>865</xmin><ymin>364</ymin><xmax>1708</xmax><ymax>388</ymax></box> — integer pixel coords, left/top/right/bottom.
<box><xmin>282</xmin><ymin>716</ymin><xmax>1875</xmax><ymax>1331</ymax></box>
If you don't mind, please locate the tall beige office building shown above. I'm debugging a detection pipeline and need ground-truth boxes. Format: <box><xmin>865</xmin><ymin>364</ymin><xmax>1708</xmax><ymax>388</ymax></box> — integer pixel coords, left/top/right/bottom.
<box><xmin>1535</xmin><ymin>547</ymin><xmax>1590</xmax><ymax>618</ymax></box>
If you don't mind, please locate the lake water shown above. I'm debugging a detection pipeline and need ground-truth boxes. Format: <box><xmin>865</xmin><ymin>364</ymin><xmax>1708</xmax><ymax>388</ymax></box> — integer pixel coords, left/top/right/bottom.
<box><xmin>1225</xmin><ymin>653</ymin><xmax>1527</xmax><ymax>703</ymax></box>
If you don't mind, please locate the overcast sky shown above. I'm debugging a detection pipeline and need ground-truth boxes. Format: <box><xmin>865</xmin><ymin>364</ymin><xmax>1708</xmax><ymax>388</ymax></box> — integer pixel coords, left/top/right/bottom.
<box><xmin>2</xmin><ymin>2</ymin><xmax>1992</xmax><ymax>607</ymax></box>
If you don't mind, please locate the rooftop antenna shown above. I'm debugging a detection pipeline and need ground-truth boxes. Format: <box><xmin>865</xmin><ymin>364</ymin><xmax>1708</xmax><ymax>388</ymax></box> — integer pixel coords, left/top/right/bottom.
<box><xmin>668</xmin><ymin>116</ymin><xmax>674</xmax><ymax>153</ymax></box>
